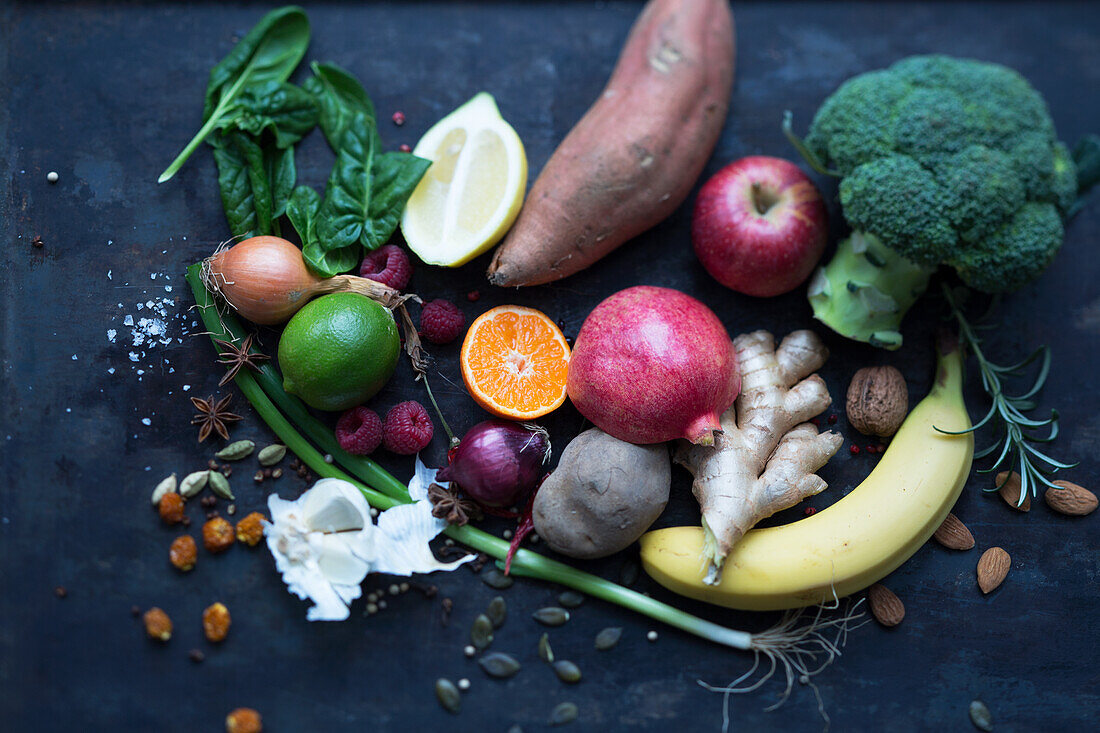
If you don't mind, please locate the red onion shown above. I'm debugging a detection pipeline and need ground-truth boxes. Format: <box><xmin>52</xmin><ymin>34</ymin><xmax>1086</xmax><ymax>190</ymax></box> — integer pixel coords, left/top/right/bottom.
<box><xmin>436</xmin><ymin>421</ymin><xmax>551</xmax><ymax>507</ymax></box>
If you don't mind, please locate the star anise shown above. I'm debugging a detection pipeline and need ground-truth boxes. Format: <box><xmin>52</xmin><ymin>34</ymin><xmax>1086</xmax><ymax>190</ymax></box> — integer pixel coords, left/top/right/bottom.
<box><xmin>212</xmin><ymin>333</ymin><xmax>270</xmax><ymax>387</ymax></box>
<box><xmin>191</xmin><ymin>394</ymin><xmax>243</xmax><ymax>442</ymax></box>
<box><xmin>427</xmin><ymin>483</ymin><xmax>482</xmax><ymax>527</ymax></box>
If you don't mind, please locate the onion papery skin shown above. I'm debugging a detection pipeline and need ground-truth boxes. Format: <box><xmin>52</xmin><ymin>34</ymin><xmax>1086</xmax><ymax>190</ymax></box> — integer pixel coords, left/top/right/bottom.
<box><xmin>204</xmin><ymin>236</ymin><xmax>324</xmax><ymax>325</ymax></box>
<box><xmin>436</xmin><ymin>420</ymin><xmax>550</xmax><ymax>507</ymax></box>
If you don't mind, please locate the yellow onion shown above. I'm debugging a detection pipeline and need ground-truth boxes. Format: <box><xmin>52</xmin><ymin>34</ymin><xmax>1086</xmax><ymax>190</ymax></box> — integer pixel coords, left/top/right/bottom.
<box><xmin>202</xmin><ymin>236</ymin><xmax>404</xmax><ymax>325</ymax></box>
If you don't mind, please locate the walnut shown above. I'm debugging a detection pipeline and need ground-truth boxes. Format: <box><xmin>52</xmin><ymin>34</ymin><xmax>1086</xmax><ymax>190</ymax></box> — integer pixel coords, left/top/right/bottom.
<box><xmin>846</xmin><ymin>366</ymin><xmax>908</xmax><ymax>437</ymax></box>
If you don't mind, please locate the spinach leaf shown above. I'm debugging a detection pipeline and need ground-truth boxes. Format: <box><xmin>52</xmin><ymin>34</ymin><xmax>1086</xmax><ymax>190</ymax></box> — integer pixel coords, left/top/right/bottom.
<box><xmin>233</xmin><ymin>81</ymin><xmax>319</xmax><ymax>149</ymax></box>
<box><xmin>304</xmin><ymin>61</ymin><xmax>382</xmax><ymax>153</ymax></box>
<box><xmin>362</xmin><ymin>152</ymin><xmax>432</xmax><ymax>250</ymax></box>
<box><xmin>287</xmin><ymin>184</ymin><xmax>321</xmax><ymax>250</ymax></box>
<box><xmin>312</xmin><ymin>112</ymin><xmax>375</xmax><ymax>276</ymax></box>
<box><xmin>159</xmin><ymin>6</ymin><xmax>310</xmax><ymax>183</ymax></box>
<box><xmin>266</xmin><ymin>144</ymin><xmax>297</xmax><ymax>220</ymax></box>
<box><xmin>212</xmin><ymin>131</ymin><xmax>274</xmax><ymax>238</ymax></box>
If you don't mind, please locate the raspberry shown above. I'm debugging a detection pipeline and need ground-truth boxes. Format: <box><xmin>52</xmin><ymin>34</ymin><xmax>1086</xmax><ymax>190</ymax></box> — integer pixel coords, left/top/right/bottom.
<box><xmin>382</xmin><ymin>401</ymin><xmax>434</xmax><ymax>454</ymax></box>
<box><xmin>359</xmin><ymin>245</ymin><xmax>412</xmax><ymax>290</ymax></box>
<box><xmin>419</xmin><ymin>299</ymin><xmax>466</xmax><ymax>345</ymax></box>
<box><xmin>335</xmin><ymin>406</ymin><xmax>383</xmax><ymax>455</ymax></box>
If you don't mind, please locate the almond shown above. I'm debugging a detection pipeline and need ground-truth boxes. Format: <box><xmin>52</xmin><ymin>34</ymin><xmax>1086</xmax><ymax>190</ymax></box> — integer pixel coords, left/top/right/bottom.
<box><xmin>932</xmin><ymin>512</ymin><xmax>975</xmax><ymax>550</ymax></box>
<box><xmin>976</xmin><ymin>547</ymin><xmax>1011</xmax><ymax>594</ymax></box>
<box><xmin>1044</xmin><ymin>480</ymin><xmax>1098</xmax><ymax>516</ymax></box>
<box><xmin>867</xmin><ymin>584</ymin><xmax>905</xmax><ymax>626</ymax></box>
<box><xmin>995</xmin><ymin>471</ymin><xmax>1029</xmax><ymax>511</ymax></box>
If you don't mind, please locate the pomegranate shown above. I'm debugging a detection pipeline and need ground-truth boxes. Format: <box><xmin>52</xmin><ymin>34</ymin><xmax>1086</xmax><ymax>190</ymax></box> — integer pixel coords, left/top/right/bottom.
<box><xmin>566</xmin><ymin>286</ymin><xmax>739</xmax><ymax>445</ymax></box>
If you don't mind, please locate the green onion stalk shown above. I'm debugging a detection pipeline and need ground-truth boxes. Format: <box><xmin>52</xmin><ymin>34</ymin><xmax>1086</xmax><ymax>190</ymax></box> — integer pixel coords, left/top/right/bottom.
<box><xmin>185</xmin><ymin>264</ymin><xmax>862</xmax><ymax>673</ymax></box>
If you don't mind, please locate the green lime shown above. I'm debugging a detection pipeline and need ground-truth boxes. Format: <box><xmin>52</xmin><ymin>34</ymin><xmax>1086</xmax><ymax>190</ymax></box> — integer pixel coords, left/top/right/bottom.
<box><xmin>277</xmin><ymin>293</ymin><xmax>401</xmax><ymax>411</ymax></box>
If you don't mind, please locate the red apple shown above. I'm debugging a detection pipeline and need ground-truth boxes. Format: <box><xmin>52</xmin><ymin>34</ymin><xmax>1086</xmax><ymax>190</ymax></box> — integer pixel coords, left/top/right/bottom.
<box><xmin>692</xmin><ymin>156</ymin><xmax>828</xmax><ymax>297</ymax></box>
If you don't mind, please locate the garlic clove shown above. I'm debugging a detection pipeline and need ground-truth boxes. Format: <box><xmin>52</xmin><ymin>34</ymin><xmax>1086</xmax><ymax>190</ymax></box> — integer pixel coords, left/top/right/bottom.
<box><xmin>302</xmin><ymin>479</ymin><xmax>370</xmax><ymax>532</ymax></box>
<box><xmin>315</xmin><ymin>533</ymin><xmax>373</xmax><ymax>586</ymax></box>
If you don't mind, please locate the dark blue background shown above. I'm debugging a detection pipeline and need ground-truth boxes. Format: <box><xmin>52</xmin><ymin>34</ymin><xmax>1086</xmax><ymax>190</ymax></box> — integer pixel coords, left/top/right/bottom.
<box><xmin>2</xmin><ymin>2</ymin><xmax>1098</xmax><ymax>731</ymax></box>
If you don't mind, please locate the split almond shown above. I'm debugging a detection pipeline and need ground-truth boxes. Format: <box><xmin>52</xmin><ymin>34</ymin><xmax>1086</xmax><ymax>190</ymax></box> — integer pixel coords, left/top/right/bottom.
<box><xmin>867</xmin><ymin>584</ymin><xmax>904</xmax><ymax>627</ymax></box>
<box><xmin>995</xmin><ymin>471</ymin><xmax>1029</xmax><ymax>511</ymax></box>
<box><xmin>1044</xmin><ymin>480</ymin><xmax>1098</xmax><ymax>516</ymax></box>
<box><xmin>933</xmin><ymin>512</ymin><xmax>975</xmax><ymax>550</ymax></box>
<box><xmin>977</xmin><ymin>547</ymin><xmax>1011</xmax><ymax>594</ymax></box>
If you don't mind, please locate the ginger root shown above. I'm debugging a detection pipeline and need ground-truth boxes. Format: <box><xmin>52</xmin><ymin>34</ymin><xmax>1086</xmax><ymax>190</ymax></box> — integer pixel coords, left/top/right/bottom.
<box><xmin>675</xmin><ymin>330</ymin><xmax>843</xmax><ymax>584</ymax></box>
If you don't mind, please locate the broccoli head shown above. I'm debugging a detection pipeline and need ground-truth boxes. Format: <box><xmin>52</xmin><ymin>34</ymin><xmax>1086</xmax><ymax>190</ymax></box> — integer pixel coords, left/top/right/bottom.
<box><xmin>787</xmin><ymin>55</ymin><xmax>1081</xmax><ymax>348</ymax></box>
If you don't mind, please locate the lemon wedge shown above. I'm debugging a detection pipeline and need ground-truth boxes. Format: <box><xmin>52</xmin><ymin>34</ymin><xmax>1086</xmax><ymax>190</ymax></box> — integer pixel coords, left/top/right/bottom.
<box><xmin>400</xmin><ymin>93</ymin><xmax>527</xmax><ymax>267</ymax></box>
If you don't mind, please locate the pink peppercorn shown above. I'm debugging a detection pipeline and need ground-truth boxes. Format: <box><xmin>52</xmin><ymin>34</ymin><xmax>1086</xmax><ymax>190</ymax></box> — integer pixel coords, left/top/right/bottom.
<box><xmin>392</xmin><ymin>111</ymin><xmax>406</xmax><ymax>126</ymax></box>
<box><xmin>849</xmin><ymin>444</ymin><xmax>861</xmax><ymax>455</ymax></box>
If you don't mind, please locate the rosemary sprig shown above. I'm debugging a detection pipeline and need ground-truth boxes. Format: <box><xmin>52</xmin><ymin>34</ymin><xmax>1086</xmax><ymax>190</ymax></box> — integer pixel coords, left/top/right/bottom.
<box><xmin>939</xmin><ymin>285</ymin><xmax>1076</xmax><ymax>505</ymax></box>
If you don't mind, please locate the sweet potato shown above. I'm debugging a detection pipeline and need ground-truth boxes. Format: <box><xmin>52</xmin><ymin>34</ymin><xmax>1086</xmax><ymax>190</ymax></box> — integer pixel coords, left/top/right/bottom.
<box><xmin>487</xmin><ymin>0</ymin><xmax>735</xmax><ymax>287</ymax></box>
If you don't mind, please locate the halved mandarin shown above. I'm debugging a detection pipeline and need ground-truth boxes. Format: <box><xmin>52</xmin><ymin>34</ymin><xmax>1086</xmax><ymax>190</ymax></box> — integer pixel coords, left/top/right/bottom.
<box><xmin>459</xmin><ymin>305</ymin><xmax>571</xmax><ymax>420</ymax></box>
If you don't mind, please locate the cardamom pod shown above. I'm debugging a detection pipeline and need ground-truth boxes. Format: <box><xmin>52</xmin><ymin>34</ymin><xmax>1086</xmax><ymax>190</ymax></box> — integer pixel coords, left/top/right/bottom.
<box><xmin>538</xmin><ymin>633</ymin><xmax>554</xmax><ymax>663</ymax></box>
<box><xmin>487</xmin><ymin>596</ymin><xmax>507</xmax><ymax>629</ymax></box>
<box><xmin>478</xmin><ymin>652</ymin><xmax>521</xmax><ymax>679</ymax></box>
<box><xmin>434</xmin><ymin>678</ymin><xmax>461</xmax><ymax>714</ymax></box>
<box><xmin>207</xmin><ymin>470</ymin><xmax>235</xmax><ymax>500</ymax></box>
<box><xmin>151</xmin><ymin>473</ymin><xmax>177</xmax><ymax>506</ymax></box>
<box><xmin>533</xmin><ymin>607</ymin><xmax>569</xmax><ymax>627</ymax></box>
<box><xmin>594</xmin><ymin>627</ymin><xmax>623</xmax><ymax>651</ymax></box>
<box><xmin>215</xmin><ymin>440</ymin><xmax>255</xmax><ymax>461</ymax></box>
<box><xmin>257</xmin><ymin>444</ymin><xmax>287</xmax><ymax>466</ymax></box>
<box><xmin>179</xmin><ymin>470</ymin><xmax>209</xmax><ymax>498</ymax></box>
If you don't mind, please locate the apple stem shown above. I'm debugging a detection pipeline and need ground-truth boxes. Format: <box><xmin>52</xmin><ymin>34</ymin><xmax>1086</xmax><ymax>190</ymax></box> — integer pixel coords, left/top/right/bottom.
<box><xmin>751</xmin><ymin>182</ymin><xmax>777</xmax><ymax>216</ymax></box>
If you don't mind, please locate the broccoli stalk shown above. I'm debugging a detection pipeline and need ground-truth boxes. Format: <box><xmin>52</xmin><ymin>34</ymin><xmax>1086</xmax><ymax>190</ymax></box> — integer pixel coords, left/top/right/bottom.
<box><xmin>807</xmin><ymin>232</ymin><xmax>932</xmax><ymax>349</ymax></box>
<box><xmin>788</xmin><ymin>55</ymin><xmax>1089</xmax><ymax>348</ymax></box>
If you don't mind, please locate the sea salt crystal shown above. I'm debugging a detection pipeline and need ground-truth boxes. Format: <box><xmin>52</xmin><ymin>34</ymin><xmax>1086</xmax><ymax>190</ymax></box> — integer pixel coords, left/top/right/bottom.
<box><xmin>164</xmin><ymin>286</ymin><xmax>173</xmax><ymax>293</ymax></box>
<box><xmin>141</xmin><ymin>418</ymin><xmax>151</xmax><ymax>426</ymax></box>
<box><xmin>107</xmin><ymin>329</ymin><xmax>117</xmax><ymax>342</ymax></box>
<box><xmin>123</xmin><ymin>315</ymin><xmax>134</xmax><ymax>326</ymax></box>
<box><xmin>150</xmin><ymin>273</ymin><xmax>157</xmax><ymax>280</ymax></box>
<box><xmin>182</xmin><ymin>385</ymin><xmax>191</xmax><ymax>391</ymax></box>
<box><xmin>128</xmin><ymin>352</ymin><xmax>139</xmax><ymax>362</ymax></box>
<box><xmin>107</xmin><ymin>367</ymin><xmax>115</xmax><ymax>375</ymax></box>
<box><xmin>107</xmin><ymin>270</ymin><xmax>112</xmax><ymax>280</ymax></box>
<box><xmin>71</xmin><ymin>354</ymin><xmax>78</xmax><ymax>361</ymax></box>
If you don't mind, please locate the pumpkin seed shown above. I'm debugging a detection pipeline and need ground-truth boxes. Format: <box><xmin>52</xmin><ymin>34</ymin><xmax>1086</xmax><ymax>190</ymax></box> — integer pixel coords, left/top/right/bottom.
<box><xmin>552</xmin><ymin>660</ymin><xmax>581</xmax><ymax>684</ymax></box>
<box><xmin>179</xmin><ymin>470</ymin><xmax>209</xmax><ymax>498</ymax></box>
<box><xmin>594</xmin><ymin>627</ymin><xmax>622</xmax><ymax>651</ymax></box>
<box><xmin>549</xmin><ymin>702</ymin><xmax>578</xmax><ymax>726</ymax></box>
<box><xmin>215</xmin><ymin>440</ymin><xmax>255</xmax><ymax>461</ymax></box>
<box><xmin>478</xmin><ymin>652</ymin><xmax>521</xmax><ymax>679</ymax></box>
<box><xmin>538</xmin><ymin>633</ymin><xmax>554</xmax><ymax>663</ymax></box>
<box><xmin>481</xmin><ymin>568</ymin><xmax>514</xmax><ymax>589</ymax></box>
<box><xmin>487</xmin><ymin>596</ymin><xmax>507</xmax><ymax>629</ymax></box>
<box><xmin>257</xmin><ymin>444</ymin><xmax>287</xmax><ymax>466</ymax></box>
<box><xmin>619</xmin><ymin>559</ymin><xmax>639</xmax><ymax>586</ymax></box>
<box><xmin>969</xmin><ymin>700</ymin><xmax>993</xmax><ymax>732</ymax></box>
<box><xmin>557</xmin><ymin>590</ymin><xmax>585</xmax><ymax>608</ymax></box>
<box><xmin>150</xmin><ymin>474</ymin><xmax>177</xmax><ymax>505</ymax></box>
<box><xmin>207</xmin><ymin>470</ymin><xmax>235</xmax><ymax>500</ymax></box>
<box><xmin>471</xmin><ymin>614</ymin><xmax>494</xmax><ymax>650</ymax></box>
<box><xmin>434</xmin><ymin>678</ymin><xmax>461</xmax><ymax>714</ymax></box>
<box><xmin>533</xmin><ymin>607</ymin><xmax>569</xmax><ymax>627</ymax></box>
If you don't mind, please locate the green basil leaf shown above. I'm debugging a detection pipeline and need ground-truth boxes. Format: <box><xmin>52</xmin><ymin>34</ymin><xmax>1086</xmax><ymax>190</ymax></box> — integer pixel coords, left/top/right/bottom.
<box><xmin>212</xmin><ymin>131</ymin><xmax>273</xmax><ymax>238</ymax></box>
<box><xmin>159</xmin><ymin>6</ymin><xmax>310</xmax><ymax>182</ymax></box>
<box><xmin>266</xmin><ymin>144</ymin><xmax>297</xmax><ymax>220</ymax></box>
<box><xmin>313</xmin><ymin>112</ymin><xmax>375</xmax><ymax>276</ymax></box>
<box><xmin>232</xmin><ymin>81</ymin><xmax>319</xmax><ymax>149</ymax></box>
<box><xmin>361</xmin><ymin>151</ymin><xmax>431</xmax><ymax>250</ymax></box>
<box><xmin>304</xmin><ymin>61</ymin><xmax>382</xmax><ymax>153</ymax></box>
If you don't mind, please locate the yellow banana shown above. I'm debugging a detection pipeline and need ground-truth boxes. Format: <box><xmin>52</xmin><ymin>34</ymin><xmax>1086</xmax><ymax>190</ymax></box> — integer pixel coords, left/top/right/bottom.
<box><xmin>640</xmin><ymin>335</ymin><xmax>973</xmax><ymax>611</ymax></box>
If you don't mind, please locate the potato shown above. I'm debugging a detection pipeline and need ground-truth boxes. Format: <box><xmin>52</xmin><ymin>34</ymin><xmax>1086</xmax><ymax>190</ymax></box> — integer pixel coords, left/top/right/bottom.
<box><xmin>533</xmin><ymin>428</ymin><xmax>671</xmax><ymax>559</ymax></box>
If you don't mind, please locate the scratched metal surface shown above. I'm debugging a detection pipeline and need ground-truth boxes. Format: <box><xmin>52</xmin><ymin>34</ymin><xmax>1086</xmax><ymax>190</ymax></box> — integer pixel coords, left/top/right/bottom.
<box><xmin>1</xmin><ymin>1</ymin><xmax>1098</xmax><ymax>731</ymax></box>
